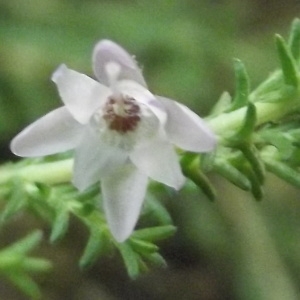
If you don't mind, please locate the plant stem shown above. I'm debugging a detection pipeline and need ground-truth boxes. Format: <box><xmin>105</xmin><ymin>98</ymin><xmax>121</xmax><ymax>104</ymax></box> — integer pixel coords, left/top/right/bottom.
<box><xmin>0</xmin><ymin>83</ymin><xmax>299</xmax><ymax>187</ymax></box>
<box><xmin>208</xmin><ymin>99</ymin><xmax>298</xmax><ymax>137</ymax></box>
<box><xmin>0</xmin><ymin>159</ymin><xmax>73</xmax><ymax>185</ymax></box>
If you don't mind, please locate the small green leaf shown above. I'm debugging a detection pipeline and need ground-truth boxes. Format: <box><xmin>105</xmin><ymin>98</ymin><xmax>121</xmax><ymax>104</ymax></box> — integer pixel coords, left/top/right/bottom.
<box><xmin>226</xmin><ymin>103</ymin><xmax>256</xmax><ymax>145</ymax></box>
<box><xmin>118</xmin><ymin>243</ymin><xmax>140</xmax><ymax>279</ymax></box>
<box><xmin>75</xmin><ymin>184</ymin><xmax>100</xmax><ymax>201</ymax></box>
<box><xmin>136</xmin><ymin>256</ymin><xmax>149</xmax><ymax>273</ymax></box>
<box><xmin>143</xmin><ymin>195</ymin><xmax>173</xmax><ymax>225</ymax></box>
<box><xmin>193</xmin><ymin>170</ymin><xmax>216</xmax><ymax>201</ymax></box>
<box><xmin>275</xmin><ymin>34</ymin><xmax>298</xmax><ymax>87</ymax></box>
<box><xmin>50</xmin><ymin>209</ymin><xmax>70</xmax><ymax>243</ymax></box>
<box><xmin>213</xmin><ymin>158</ymin><xmax>251</xmax><ymax>190</ymax></box>
<box><xmin>34</xmin><ymin>182</ymin><xmax>51</xmax><ymax>199</ymax></box>
<box><xmin>288</xmin><ymin>18</ymin><xmax>300</xmax><ymax>60</ymax></box>
<box><xmin>250</xmin><ymin>70</ymin><xmax>282</xmax><ymax>101</ymax></box>
<box><xmin>259</xmin><ymin>130</ymin><xmax>294</xmax><ymax>160</ymax></box>
<box><xmin>225</xmin><ymin>103</ymin><xmax>265</xmax><ymax>184</ymax></box>
<box><xmin>180</xmin><ymin>152</ymin><xmax>199</xmax><ymax>167</ymax></box>
<box><xmin>79</xmin><ymin>229</ymin><xmax>106</xmax><ymax>269</ymax></box>
<box><xmin>27</xmin><ymin>184</ymin><xmax>54</xmax><ymax>222</ymax></box>
<box><xmin>239</xmin><ymin>143</ymin><xmax>265</xmax><ymax>184</ymax></box>
<box><xmin>241</xmin><ymin>165</ymin><xmax>264</xmax><ymax>201</ymax></box>
<box><xmin>201</xmin><ymin>152</ymin><xmax>216</xmax><ymax>172</ymax></box>
<box><xmin>3</xmin><ymin>230</ymin><xmax>43</xmax><ymax>255</ymax></box>
<box><xmin>236</xmin><ymin>103</ymin><xmax>257</xmax><ymax>140</ymax></box>
<box><xmin>21</xmin><ymin>257</ymin><xmax>52</xmax><ymax>272</ymax></box>
<box><xmin>77</xmin><ymin>202</ymin><xmax>96</xmax><ymax>217</ymax></box>
<box><xmin>227</xmin><ymin>104</ymin><xmax>265</xmax><ymax>183</ymax></box>
<box><xmin>264</xmin><ymin>158</ymin><xmax>300</xmax><ymax>188</ymax></box>
<box><xmin>227</xmin><ymin>59</ymin><xmax>250</xmax><ymax>112</ymax></box>
<box><xmin>0</xmin><ymin>179</ymin><xmax>27</xmax><ymax>225</ymax></box>
<box><xmin>145</xmin><ymin>252</ymin><xmax>167</xmax><ymax>268</ymax></box>
<box><xmin>7</xmin><ymin>272</ymin><xmax>42</xmax><ymax>300</ymax></box>
<box><xmin>132</xmin><ymin>225</ymin><xmax>177</xmax><ymax>242</ymax></box>
<box><xmin>0</xmin><ymin>231</ymin><xmax>51</xmax><ymax>299</ymax></box>
<box><xmin>129</xmin><ymin>239</ymin><xmax>159</xmax><ymax>254</ymax></box>
<box><xmin>181</xmin><ymin>161</ymin><xmax>216</xmax><ymax>201</ymax></box>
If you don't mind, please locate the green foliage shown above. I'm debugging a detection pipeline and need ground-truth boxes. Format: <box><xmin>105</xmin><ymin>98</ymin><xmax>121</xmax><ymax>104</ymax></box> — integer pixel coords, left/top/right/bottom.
<box><xmin>181</xmin><ymin>154</ymin><xmax>216</xmax><ymax>201</ymax></box>
<box><xmin>275</xmin><ymin>34</ymin><xmax>298</xmax><ymax>88</ymax></box>
<box><xmin>0</xmin><ymin>176</ymin><xmax>175</xmax><ymax>282</ymax></box>
<box><xmin>288</xmin><ymin>18</ymin><xmax>300</xmax><ymax>61</ymax></box>
<box><xmin>226</xmin><ymin>59</ymin><xmax>250</xmax><ymax>112</ymax></box>
<box><xmin>1</xmin><ymin>16</ymin><xmax>300</xmax><ymax>299</ymax></box>
<box><xmin>0</xmin><ymin>231</ymin><xmax>51</xmax><ymax>299</ymax></box>
<box><xmin>181</xmin><ymin>18</ymin><xmax>300</xmax><ymax>201</ymax></box>
<box><xmin>117</xmin><ymin>228</ymin><xmax>173</xmax><ymax>279</ymax></box>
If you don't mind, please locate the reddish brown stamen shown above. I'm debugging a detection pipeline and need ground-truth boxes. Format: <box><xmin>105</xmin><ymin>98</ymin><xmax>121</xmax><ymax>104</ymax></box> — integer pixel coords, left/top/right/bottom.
<box><xmin>103</xmin><ymin>96</ymin><xmax>141</xmax><ymax>133</ymax></box>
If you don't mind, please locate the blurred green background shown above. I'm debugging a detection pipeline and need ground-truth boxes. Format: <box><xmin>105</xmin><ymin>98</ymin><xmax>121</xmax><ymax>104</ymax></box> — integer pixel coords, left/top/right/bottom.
<box><xmin>1</xmin><ymin>0</ymin><xmax>300</xmax><ymax>299</ymax></box>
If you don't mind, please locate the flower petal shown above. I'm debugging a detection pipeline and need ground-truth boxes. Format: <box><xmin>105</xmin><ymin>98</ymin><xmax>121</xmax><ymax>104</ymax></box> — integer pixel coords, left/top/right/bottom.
<box><xmin>158</xmin><ymin>96</ymin><xmax>217</xmax><ymax>152</ymax></box>
<box><xmin>72</xmin><ymin>127</ymin><xmax>128</xmax><ymax>191</ymax></box>
<box><xmin>117</xmin><ymin>80</ymin><xmax>167</xmax><ymax>125</ymax></box>
<box><xmin>92</xmin><ymin>40</ymin><xmax>147</xmax><ymax>87</ymax></box>
<box><xmin>52</xmin><ymin>64</ymin><xmax>111</xmax><ymax>124</ymax></box>
<box><xmin>101</xmin><ymin>163</ymin><xmax>148</xmax><ymax>242</ymax></box>
<box><xmin>130</xmin><ymin>135</ymin><xmax>185</xmax><ymax>190</ymax></box>
<box><xmin>10</xmin><ymin>107</ymin><xmax>83</xmax><ymax>157</ymax></box>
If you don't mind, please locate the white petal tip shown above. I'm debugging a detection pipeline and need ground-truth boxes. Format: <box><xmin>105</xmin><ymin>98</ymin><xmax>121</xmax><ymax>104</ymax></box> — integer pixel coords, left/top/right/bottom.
<box><xmin>108</xmin><ymin>219</ymin><xmax>135</xmax><ymax>243</ymax></box>
<box><xmin>111</xmin><ymin>230</ymin><xmax>131</xmax><ymax>243</ymax></box>
<box><xmin>173</xmin><ymin>176</ymin><xmax>186</xmax><ymax>191</ymax></box>
<box><xmin>93</xmin><ymin>40</ymin><xmax>128</xmax><ymax>58</ymax></box>
<box><xmin>10</xmin><ymin>136</ymin><xmax>35</xmax><ymax>157</ymax></box>
<box><xmin>10</xmin><ymin>139</ymin><xmax>20</xmax><ymax>156</ymax></box>
<box><xmin>94</xmin><ymin>39</ymin><xmax>118</xmax><ymax>51</ymax></box>
<box><xmin>93</xmin><ymin>39</ymin><xmax>135</xmax><ymax>70</ymax></box>
<box><xmin>71</xmin><ymin>179</ymin><xmax>87</xmax><ymax>192</ymax></box>
<box><xmin>107</xmin><ymin>212</ymin><xmax>137</xmax><ymax>243</ymax></box>
<box><xmin>51</xmin><ymin>64</ymin><xmax>67</xmax><ymax>83</ymax></box>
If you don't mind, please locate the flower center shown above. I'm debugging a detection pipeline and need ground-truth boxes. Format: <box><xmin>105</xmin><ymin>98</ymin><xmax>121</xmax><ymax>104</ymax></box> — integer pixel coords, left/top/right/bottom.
<box><xmin>103</xmin><ymin>95</ymin><xmax>141</xmax><ymax>133</ymax></box>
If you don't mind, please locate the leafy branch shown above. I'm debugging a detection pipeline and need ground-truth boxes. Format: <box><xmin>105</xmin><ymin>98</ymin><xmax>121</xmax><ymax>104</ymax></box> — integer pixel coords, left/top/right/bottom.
<box><xmin>0</xmin><ymin>18</ymin><xmax>300</xmax><ymax>297</ymax></box>
<box><xmin>184</xmin><ymin>18</ymin><xmax>300</xmax><ymax>200</ymax></box>
<box><xmin>0</xmin><ymin>231</ymin><xmax>51</xmax><ymax>299</ymax></box>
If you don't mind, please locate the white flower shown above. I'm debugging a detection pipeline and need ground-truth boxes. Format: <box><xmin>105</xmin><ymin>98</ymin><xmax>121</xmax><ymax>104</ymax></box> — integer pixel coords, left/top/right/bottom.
<box><xmin>10</xmin><ymin>40</ymin><xmax>216</xmax><ymax>242</ymax></box>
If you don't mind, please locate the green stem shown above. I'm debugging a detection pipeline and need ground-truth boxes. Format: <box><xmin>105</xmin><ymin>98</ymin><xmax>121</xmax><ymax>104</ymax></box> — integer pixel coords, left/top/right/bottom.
<box><xmin>0</xmin><ymin>159</ymin><xmax>73</xmax><ymax>185</ymax></box>
<box><xmin>0</xmin><ymin>100</ymin><xmax>297</xmax><ymax>186</ymax></box>
<box><xmin>208</xmin><ymin>99</ymin><xmax>299</xmax><ymax>137</ymax></box>
<box><xmin>0</xmin><ymin>81</ymin><xmax>299</xmax><ymax>187</ymax></box>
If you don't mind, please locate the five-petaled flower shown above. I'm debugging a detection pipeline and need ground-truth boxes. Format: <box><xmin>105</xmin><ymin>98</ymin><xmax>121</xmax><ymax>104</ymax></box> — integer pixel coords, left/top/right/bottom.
<box><xmin>10</xmin><ymin>40</ymin><xmax>216</xmax><ymax>242</ymax></box>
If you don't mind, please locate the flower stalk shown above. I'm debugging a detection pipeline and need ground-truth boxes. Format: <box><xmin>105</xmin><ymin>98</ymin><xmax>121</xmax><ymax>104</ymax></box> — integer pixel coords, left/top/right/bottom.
<box><xmin>208</xmin><ymin>95</ymin><xmax>299</xmax><ymax>137</ymax></box>
<box><xmin>0</xmin><ymin>159</ymin><xmax>73</xmax><ymax>186</ymax></box>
